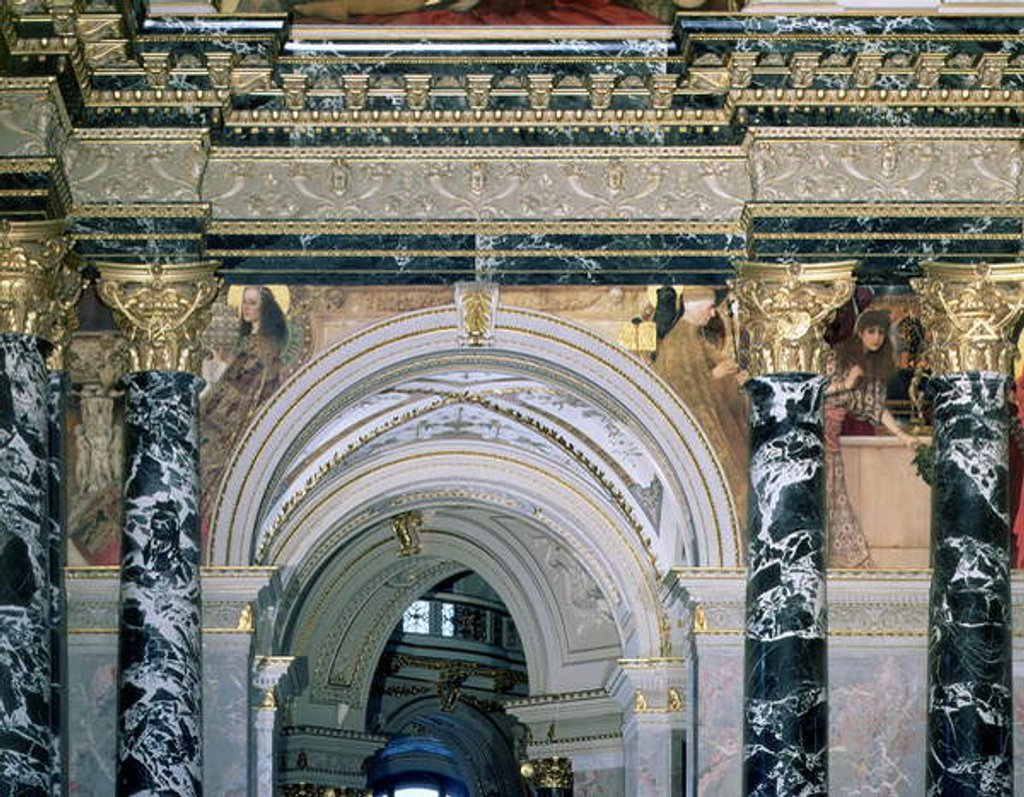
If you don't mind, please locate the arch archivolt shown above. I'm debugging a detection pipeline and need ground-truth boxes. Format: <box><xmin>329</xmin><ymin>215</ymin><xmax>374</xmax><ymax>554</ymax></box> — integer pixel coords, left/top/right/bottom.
<box><xmin>208</xmin><ymin>300</ymin><xmax>740</xmax><ymax>729</ymax></box>
<box><xmin>210</xmin><ymin>302</ymin><xmax>740</xmax><ymax>571</ymax></box>
<box><xmin>285</xmin><ymin>503</ymin><xmax>628</xmax><ymax>729</ymax></box>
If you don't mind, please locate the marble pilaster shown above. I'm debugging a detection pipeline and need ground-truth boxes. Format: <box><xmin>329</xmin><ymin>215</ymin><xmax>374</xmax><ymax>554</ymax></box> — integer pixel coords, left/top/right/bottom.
<box><xmin>607</xmin><ymin>660</ymin><xmax>688</xmax><ymax>797</ymax></box>
<box><xmin>252</xmin><ymin>655</ymin><xmax>303</xmax><ymax>797</ymax></box>
<box><xmin>96</xmin><ymin>260</ymin><xmax>220</xmax><ymax>797</ymax></box>
<box><xmin>731</xmin><ymin>260</ymin><xmax>855</xmax><ymax>797</ymax></box>
<box><xmin>913</xmin><ymin>261</ymin><xmax>1024</xmax><ymax>797</ymax></box>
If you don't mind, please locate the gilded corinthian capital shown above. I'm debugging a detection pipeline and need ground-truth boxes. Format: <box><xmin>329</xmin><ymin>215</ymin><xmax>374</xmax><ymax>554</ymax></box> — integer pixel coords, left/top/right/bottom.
<box><xmin>95</xmin><ymin>260</ymin><xmax>221</xmax><ymax>375</ymax></box>
<box><xmin>0</xmin><ymin>219</ymin><xmax>81</xmax><ymax>358</ymax></box>
<box><xmin>521</xmin><ymin>756</ymin><xmax>573</xmax><ymax>789</ymax></box>
<box><xmin>912</xmin><ymin>261</ymin><xmax>1024</xmax><ymax>375</ymax></box>
<box><xmin>730</xmin><ymin>260</ymin><xmax>856</xmax><ymax>378</ymax></box>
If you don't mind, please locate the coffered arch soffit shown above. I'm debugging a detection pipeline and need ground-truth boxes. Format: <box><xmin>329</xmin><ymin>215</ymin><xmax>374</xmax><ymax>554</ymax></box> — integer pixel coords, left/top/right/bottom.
<box><xmin>209</xmin><ymin>302</ymin><xmax>740</xmax><ymax>571</ymax></box>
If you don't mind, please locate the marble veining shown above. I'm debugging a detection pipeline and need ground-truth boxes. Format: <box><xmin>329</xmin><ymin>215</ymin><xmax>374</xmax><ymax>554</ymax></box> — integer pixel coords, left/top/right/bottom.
<box><xmin>927</xmin><ymin>372</ymin><xmax>1013</xmax><ymax>797</ymax></box>
<box><xmin>743</xmin><ymin>374</ymin><xmax>828</xmax><ymax>796</ymax></box>
<box><xmin>0</xmin><ymin>335</ymin><xmax>53</xmax><ymax>795</ymax></box>
<box><xmin>117</xmin><ymin>371</ymin><xmax>203</xmax><ymax>797</ymax></box>
<box><xmin>47</xmin><ymin>371</ymin><xmax>69</xmax><ymax>796</ymax></box>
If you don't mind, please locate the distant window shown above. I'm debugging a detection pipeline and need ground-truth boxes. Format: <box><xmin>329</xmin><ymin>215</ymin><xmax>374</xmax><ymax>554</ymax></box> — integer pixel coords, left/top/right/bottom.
<box><xmin>440</xmin><ymin>602</ymin><xmax>455</xmax><ymax>637</ymax></box>
<box><xmin>402</xmin><ymin>600</ymin><xmax>430</xmax><ymax>634</ymax></box>
<box><xmin>394</xmin><ymin>788</ymin><xmax>439</xmax><ymax>797</ymax></box>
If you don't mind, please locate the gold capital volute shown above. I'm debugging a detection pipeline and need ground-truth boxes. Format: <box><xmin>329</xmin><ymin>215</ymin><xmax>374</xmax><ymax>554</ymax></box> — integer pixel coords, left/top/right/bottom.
<box><xmin>0</xmin><ymin>219</ymin><xmax>81</xmax><ymax>363</ymax></box>
<box><xmin>94</xmin><ymin>260</ymin><xmax>221</xmax><ymax>375</ymax></box>
<box><xmin>912</xmin><ymin>261</ymin><xmax>1024</xmax><ymax>375</ymax></box>
<box><xmin>730</xmin><ymin>260</ymin><xmax>856</xmax><ymax>378</ymax></box>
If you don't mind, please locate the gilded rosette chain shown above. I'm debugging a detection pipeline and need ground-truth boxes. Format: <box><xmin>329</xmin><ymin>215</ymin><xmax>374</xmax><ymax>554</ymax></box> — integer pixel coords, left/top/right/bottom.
<box><xmin>0</xmin><ymin>219</ymin><xmax>80</xmax><ymax>352</ymax></box>
<box><xmin>912</xmin><ymin>261</ymin><xmax>1024</xmax><ymax>375</ymax></box>
<box><xmin>521</xmin><ymin>756</ymin><xmax>573</xmax><ymax>789</ymax></box>
<box><xmin>95</xmin><ymin>261</ymin><xmax>221</xmax><ymax>374</ymax></box>
<box><xmin>730</xmin><ymin>260</ymin><xmax>856</xmax><ymax>378</ymax></box>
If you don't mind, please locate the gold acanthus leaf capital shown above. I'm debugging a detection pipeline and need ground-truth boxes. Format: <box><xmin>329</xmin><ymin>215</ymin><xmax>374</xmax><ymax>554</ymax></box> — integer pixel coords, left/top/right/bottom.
<box><xmin>521</xmin><ymin>756</ymin><xmax>573</xmax><ymax>789</ymax></box>
<box><xmin>95</xmin><ymin>261</ymin><xmax>221</xmax><ymax>375</ymax></box>
<box><xmin>912</xmin><ymin>261</ymin><xmax>1024</xmax><ymax>375</ymax></box>
<box><xmin>0</xmin><ymin>219</ymin><xmax>80</xmax><ymax>350</ymax></box>
<box><xmin>730</xmin><ymin>260</ymin><xmax>856</xmax><ymax>378</ymax></box>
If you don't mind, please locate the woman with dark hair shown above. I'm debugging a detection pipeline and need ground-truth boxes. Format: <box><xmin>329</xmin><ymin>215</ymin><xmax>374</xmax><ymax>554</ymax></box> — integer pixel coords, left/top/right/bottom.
<box><xmin>201</xmin><ymin>286</ymin><xmax>290</xmax><ymax>523</ymax></box>
<box><xmin>825</xmin><ymin>309</ymin><xmax>916</xmax><ymax>568</ymax></box>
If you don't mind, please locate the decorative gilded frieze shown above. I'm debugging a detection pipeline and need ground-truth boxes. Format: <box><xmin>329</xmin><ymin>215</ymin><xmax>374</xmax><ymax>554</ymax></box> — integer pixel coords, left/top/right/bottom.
<box><xmin>730</xmin><ymin>260</ymin><xmax>855</xmax><ymax>378</ymax></box>
<box><xmin>0</xmin><ymin>87</ymin><xmax>61</xmax><ymax>157</ymax></box>
<box><xmin>64</xmin><ymin>132</ymin><xmax>209</xmax><ymax>204</ymax></box>
<box><xmin>912</xmin><ymin>261</ymin><xmax>1024</xmax><ymax>375</ymax></box>
<box><xmin>750</xmin><ymin>132</ymin><xmax>1021</xmax><ymax>203</ymax></box>
<box><xmin>0</xmin><ymin>219</ymin><xmax>81</xmax><ymax>349</ymax></box>
<box><xmin>94</xmin><ymin>260</ymin><xmax>221</xmax><ymax>374</ymax></box>
<box><xmin>202</xmin><ymin>150</ymin><xmax>750</xmax><ymax>221</ymax></box>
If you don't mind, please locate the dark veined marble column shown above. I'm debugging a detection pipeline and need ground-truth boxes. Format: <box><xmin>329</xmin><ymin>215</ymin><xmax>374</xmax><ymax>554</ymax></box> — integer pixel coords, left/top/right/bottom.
<box><xmin>47</xmin><ymin>369</ymin><xmax>70</xmax><ymax>797</ymax></box>
<box><xmin>914</xmin><ymin>262</ymin><xmax>1024</xmax><ymax>797</ymax></box>
<box><xmin>743</xmin><ymin>374</ymin><xmax>828</xmax><ymax>795</ymax></box>
<box><xmin>732</xmin><ymin>260</ymin><xmax>855</xmax><ymax>797</ymax></box>
<box><xmin>0</xmin><ymin>220</ymin><xmax>78</xmax><ymax>797</ymax></box>
<box><xmin>0</xmin><ymin>335</ymin><xmax>54</xmax><ymax>797</ymax></box>
<box><xmin>96</xmin><ymin>261</ymin><xmax>220</xmax><ymax>797</ymax></box>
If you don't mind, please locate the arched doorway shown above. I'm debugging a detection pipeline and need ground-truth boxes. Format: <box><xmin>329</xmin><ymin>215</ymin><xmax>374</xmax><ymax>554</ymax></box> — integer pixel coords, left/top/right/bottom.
<box><xmin>209</xmin><ymin>301</ymin><xmax>737</xmax><ymax>793</ymax></box>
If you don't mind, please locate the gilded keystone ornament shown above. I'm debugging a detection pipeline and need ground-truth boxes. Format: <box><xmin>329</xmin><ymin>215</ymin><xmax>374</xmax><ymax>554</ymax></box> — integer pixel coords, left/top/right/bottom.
<box><xmin>95</xmin><ymin>260</ymin><xmax>221</xmax><ymax>374</ymax></box>
<box><xmin>730</xmin><ymin>260</ymin><xmax>856</xmax><ymax>378</ymax></box>
<box><xmin>912</xmin><ymin>261</ymin><xmax>1024</xmax><ymax>375</ymax></box>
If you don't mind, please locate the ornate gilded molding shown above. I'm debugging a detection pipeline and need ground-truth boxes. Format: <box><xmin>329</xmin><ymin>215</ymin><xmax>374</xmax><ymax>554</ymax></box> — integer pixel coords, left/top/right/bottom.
<box><xmin>730</xmin><ymin>260</ymin><xmax>856</xmax><ymax>378</ymax></box>
<box><xmin>0</xmin><ymin>219</ymin><xmax>81</xmax><ymax>352</ymax></box>
<box><xmin>912</xmin><ymin>261</ymin><xmax>1024</xmax><ymax>375</ymax></box>
<box><xmin>521</xmin><ymin>755</ymin><xmax>573</xmax><ymax>789</ymax></box>
<box><xmin>94</xmin><ymin>260</ymin><xmax>221</xmax><ymax>374</ymax></box>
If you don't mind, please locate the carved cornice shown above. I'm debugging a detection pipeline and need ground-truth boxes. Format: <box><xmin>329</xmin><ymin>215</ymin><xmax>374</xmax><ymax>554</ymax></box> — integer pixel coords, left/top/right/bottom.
<box><xmin>730</xmin><ymin>259</ymin><xmax>856</xmax><ymax>378</ymax></box>
<box><xmin>94</xmin><ymin>260</ymin><xmax>221</xmax><ymax>374</ymax></box>
<box><xmin>912</xmin><ymin>261</ymin><xmax>1024</xmax><ymax>375</ymax></box>
<box><xmin>0</xmin><ymin>219</ymin><xmax>81</xmax><ymax>351</ymax></box>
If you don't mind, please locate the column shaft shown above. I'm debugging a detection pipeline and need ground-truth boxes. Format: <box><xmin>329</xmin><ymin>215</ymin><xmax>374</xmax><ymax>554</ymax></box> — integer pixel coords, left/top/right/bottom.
<box><xmin>47</xmin><ymin>369</ymin><xmax>69</xmax><ymax>797</ymax></box>
<box><xmin>742</xmin><ymin>374</ymin><xmax>828</xmax><ymax>796</ymax></box>
<box><xmin>927</xmin><ymin>372</ymin><xmax>1013</xmax><ymax>795</ymax></box>
<box><xmin>0</xmin><ymin>334</ymin><xmax>53</xmax><ymax>796</ymax></box>
<box><xmin>117</xmin><ymin>371</ymin><xmax>203</xmax><ymax>797</ymax></box>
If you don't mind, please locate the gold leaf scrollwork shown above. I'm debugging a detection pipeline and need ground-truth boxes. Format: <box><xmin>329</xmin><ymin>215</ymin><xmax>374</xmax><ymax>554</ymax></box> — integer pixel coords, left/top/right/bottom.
<box><xmin>730</xmin><ymin>260</ymin><xmax>856</xmax><ymax>378</ymax></box>
<box><xmin>912</xmin><ymin>261</ymin><xmax>1024</xmax><ymax>375</ymax></box>
<box><xmin>0</xmin><ymin>219</ymin><xmax>80</xmax><ymax>351</ymax></box>
<box><xmin>95</xmin><ymin>260</ymin><xmax>221</xmax><ymax>375</ymax></box>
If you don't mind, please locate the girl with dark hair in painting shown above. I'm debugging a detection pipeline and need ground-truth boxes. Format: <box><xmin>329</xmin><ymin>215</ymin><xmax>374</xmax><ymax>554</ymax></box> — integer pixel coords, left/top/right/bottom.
<box><xmin>201</xmin><ymin>287</ymin><xmax>290</xmax><ymax>523</ymax></box>
<box><xmin>825</xmin><ymin>309</ymin><xmax>917</xmax><ymax>568</ymax></box>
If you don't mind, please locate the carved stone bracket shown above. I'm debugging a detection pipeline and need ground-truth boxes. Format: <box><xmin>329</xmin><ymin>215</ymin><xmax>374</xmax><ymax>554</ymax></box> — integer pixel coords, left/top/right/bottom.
<box><xmin>730</xmin><ymin>260</ymin><xmax>856</xmax><ymax>378</ymax></box>
<box><xmin>94</xmin><ymin>260</ymin><xmax>221</xmax><ymax>374</ymax></box>
<box><xmin>253</xmin><ymin>655</ymin><xmax>305</xmax><ymax>709</ymax></box>
<box><xmin>0</xmin><ymin>219</ymin><xmax>81</xmax><ymax>362</ymax></box>
<box><xmin>912</xmin><ymin>261</ymin><xmax>1024</xmax><ymax>375</ymax></box>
